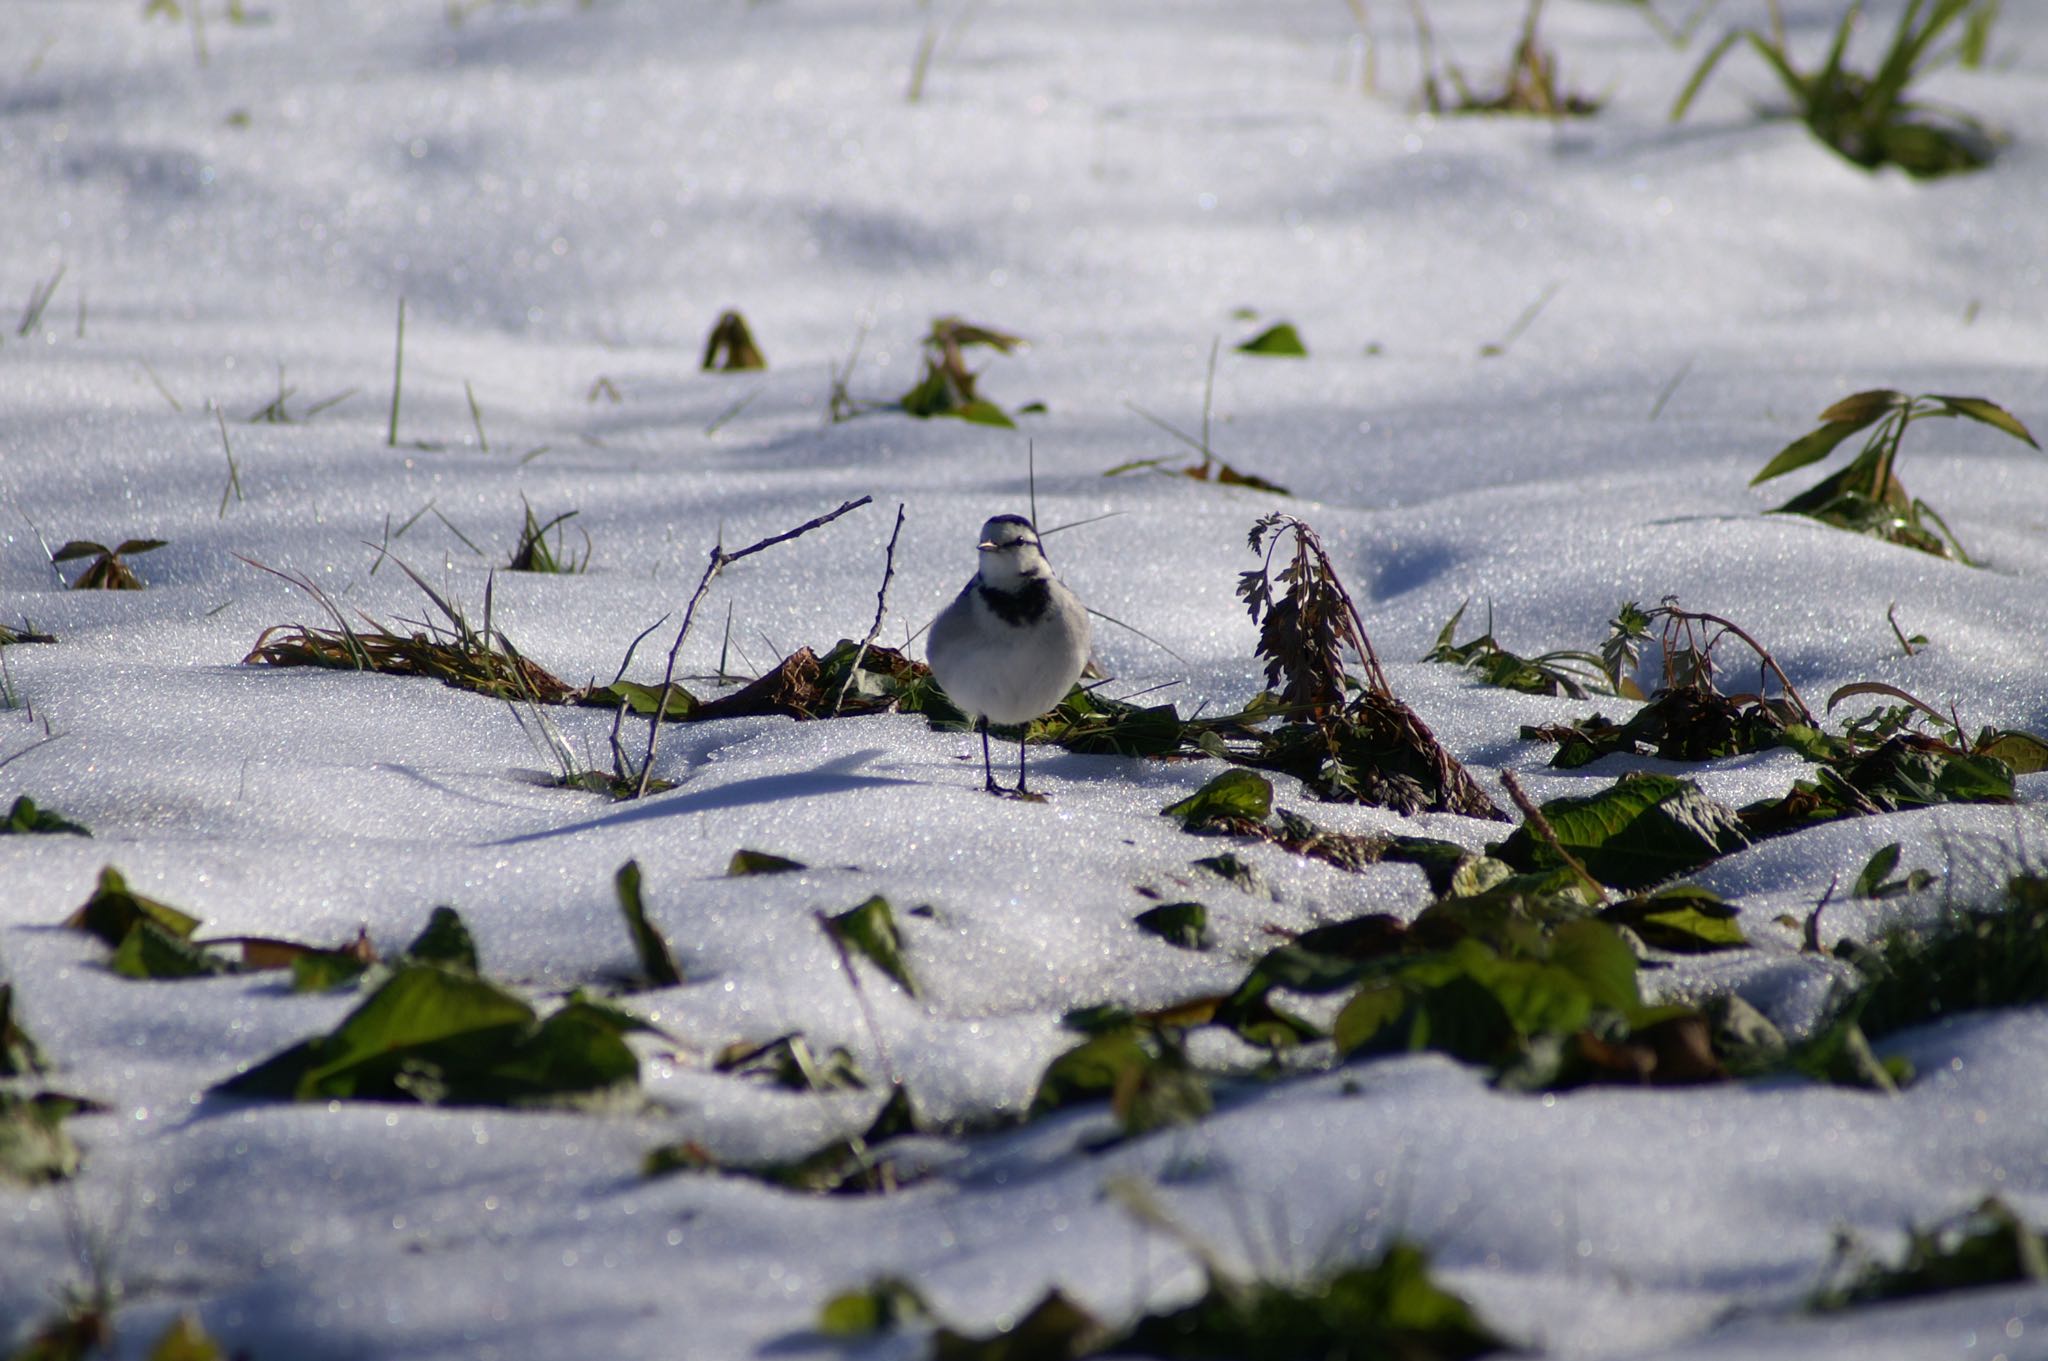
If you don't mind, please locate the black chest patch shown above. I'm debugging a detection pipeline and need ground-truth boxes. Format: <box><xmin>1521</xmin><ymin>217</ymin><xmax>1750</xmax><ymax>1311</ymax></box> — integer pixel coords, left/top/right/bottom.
<box><xmin>978</xmin><ymin>576</ymin><xmax>1051</xmax><ymax>627</ymax></box>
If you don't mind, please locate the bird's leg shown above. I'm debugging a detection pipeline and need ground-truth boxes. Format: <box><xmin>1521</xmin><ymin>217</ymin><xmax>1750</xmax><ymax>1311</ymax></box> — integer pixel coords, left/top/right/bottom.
<box><xmin>1015</xmin><ymin>730</ymin><xmax>1029</xmax><ymax>795</ymax></box>
<box><xmin>978</xmin><ymin>717</ymin><xmax>1002</xmax><ymax>794</ymax></box>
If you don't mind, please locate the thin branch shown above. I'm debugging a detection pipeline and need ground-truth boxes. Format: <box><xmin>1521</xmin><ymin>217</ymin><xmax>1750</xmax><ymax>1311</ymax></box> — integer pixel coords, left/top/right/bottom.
<box><xmin>834</xmin><ymin>503</ymin><xmax>907</xmax><ymax>716</ymax></box>
<box><xmin>1500</xmin><ymin>768</ymin><xmax>1606</xmax><ymax>904</ymax></box>
<box><xmin>635</xmin><ymin>495</ymin><xmax>873</xmax><ymax>795</ymax></box>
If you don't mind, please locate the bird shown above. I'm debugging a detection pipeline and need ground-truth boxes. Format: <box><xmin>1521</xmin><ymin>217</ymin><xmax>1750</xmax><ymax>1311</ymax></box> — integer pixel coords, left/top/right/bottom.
<box><xmin>926</xmin><ymin>513</ymin><xmax>1092</xmax><ymax>795</ymax></box>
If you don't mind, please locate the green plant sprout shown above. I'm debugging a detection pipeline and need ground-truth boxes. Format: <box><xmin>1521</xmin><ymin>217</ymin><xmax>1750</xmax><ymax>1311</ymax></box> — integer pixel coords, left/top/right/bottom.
<box><xmin>1750</xmin><ymin>388</ymin><xmax>2037</xmax><ymax>562</ymax></box>
<box><xmin>1412</xmin><ymin>0</ymin><xmax>1601</xmax><ymax>117</ymax></box>
<box><xmin>1672</xmin><ymin>0</ymin><xmax>2003</xmax><ymax>178</ymax></box>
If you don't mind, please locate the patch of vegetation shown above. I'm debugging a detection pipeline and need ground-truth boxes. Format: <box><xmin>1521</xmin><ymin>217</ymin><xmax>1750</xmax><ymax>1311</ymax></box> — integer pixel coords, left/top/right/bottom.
<box><xmin>53</xmin><ymin>538</ymin><xmax>165</xmax><ymax>590</ymax></box>
<box><xmin>645</xmin><ymin>1085</ymin><xmax>922</xmax><ymax>1194</ymax></box>
<box><xmin>1237</xmin><ymin>515</ymin><xmax>1502</xmax><ymax>817</ymax></box>
<box><xmin>242</xmin><ymin>556</ymin><xmax>584</xmax><ymax>704</ymax></box>
<box><xmin>507</xmin><ymin>498</ymin><xmax>590</xmax><ymax>573</ymax></box>
<box><xmin>1748</xmin><ymin>389</ymin><xmax>2037</xmax><ymax>561</ymax></box>
<box><xmin>0</xmin><ymin>1092</ymin><xmax>93</xmax><ymax>1188</ymax></box>
<box><xmin>614</xmin><ymin>860</ymin><xmax>684</xmax><ymax>989</ymax></box>
<box><xmin>1413</xmin><ymin>0</ymin><xmax>1601</xmax><ymax>117</ymax></box>
<box><xmin>4</xmin><ymin>796</ymin><xmax>89</xmax><ymax>837</ymax></box>
<box><xmin>217</xmin><ymin>957</ymin><xmax>651</xmax><ymax>1109</ymax></box>
<box><xmin>1813</xmin><ymin>1197</ymin><xmax>2048</xmax><ymax>1310</ymax></box>
<box><xmin>1493</xmin><ymin>771</ymin><xmax>1752</xmax><ymax>891</ymax></box>
<box><xmin>819</xmin><ymin>1238</ymin><xmax>1507</xmax><ymax>1361</ymax></box>
<box><xmin>1836</xmin><ymin>868</ymin><xmax>2048</xmax><ymax>1042</ymax></box>
<box><xmin>715</xmin><ymin>1032</ymin><xmax>869</xmax><ymax>1092</ymax></box>
<box><xmin>894</xmin><ymin>317</ymin><xmax>1025</xmax><ymax>427</ymax></box>
<box><xmin>1033</xmin><ymin>1016</ymin><xmax>1213</xmax><ymax>1140</ymax></box>
<box><xmin>822</xmin><ymin>895</ymin><xmax>918</xmax><ymax>998</ymax></box>
<box><xmin>1235</xmin><ymin>321</ymin><xmax>1307</xmax><ymax>356</ymax></box>
<box><xmin>728</xmin><ymin>849</ymin><xmax>807</xmax><ymax>876</ymax></box>
<box><xmin>701</xmin><ymin>309</ymin><xmax>766</xmax><ymax>370</ymax></box>
<box><xmin>1111</xmin><ymin>340</ymin><xmax>1291</xmax><ymax>493</ymax></box>
<box><xmin>1673</xmin><ymin>0</ymin><xmax>2004</xmax><ymax>178</ymax></box>
<box><xmin>1424</xmin><ymin>600</ymin><xmax>1610</xmax><ymax>699</ymax></box>
<box><xmin>1134</xmin><ymin>900</ymin><xmax>1210</xmax><ymax>950</ymax></box>
<box><xmin>1521</xmin><ymin>599</ymin><xmax>1811</xmax><ymax>767</ymax></box>
<box><xmin>0</xmin><ymin>620</ymin><xmax>56</xmax><ymax>646</ymax></box>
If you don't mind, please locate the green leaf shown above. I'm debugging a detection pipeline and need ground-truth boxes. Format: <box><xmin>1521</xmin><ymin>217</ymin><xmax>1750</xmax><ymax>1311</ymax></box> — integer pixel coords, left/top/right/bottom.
<box><xmin>218</xmin><ymin>964</ymin><xmax>642</xmax><ymax>1108</ymax></box>
<box><xmin>291</xmin><ymin>949</ymin><xmax>373</xmax><ymax>993</ymax></box>
<box><xmin>615</xmin><ymin>860</ymin><xmax>683</xmax><ymax>988</ymax></box>
<box><xmin>947</xmin><ymin>399</ymin><xmax>1016</xmax><ymax>428</ymax></box>
<box><xmin>585</xmin><ymin>680</ymin><xmax>696</xmax><ymax>718</ymax></box>
<box><xmin>0</xmin><ymin>1091</ymin><xmax>86</xmax><ymax>1186</ymax></box>
<box><xmin>825</xmin><ymin>896</ymin><xmax>917</xmax><ymax>996</ymax></box>
<box><xmin>0</xmin><ymin>983</ymin><xmax>48</xmax><ymax>1077</ymax></box>
<box><xmin>934</xmin><ymin>1291</ymin><xmax>1111</xmax><ymax>1361</ymax></box>
<box><xmin>111</xmin><ymin>920</ymin><xmax>231</xmax><ymax>980</ymax></box>
<box><xmin>62</xmin><ymin>866</ymin><xmax>201</xmax><ymax>947</ymax></box>
<box><xmin>1750</xmin><ymin>418</ymin><xmax>1878</xmax><ymax>486</ymax></box>
<box><xmin>1855</xmin><ymin>844</ymin><xmax>1904</xmax><ymax>899</ymax></box>
<box><xmin>1547</xmin><ymin>919</ymin><xmax>1641</xmax><ymax>1011</ymax></box>
<box><xmin>406</xmin><ymin>906</ymin><xmax>479</xmax><ymax>973</ymax></box>
<box><xmin>1031</xmin><ymin>1030</ymin><xmax>1152</xmax><ymax>1114</ymax></box>
<box><xmin>1333</xmin><ymin>982</ymin><xmax>1407</xmax><ymax>1055</ymax></box>
<box><xmin>1494</xmin><ymin>773</ymin><xmax>1751</xmax><ymax>890</ymax></box>
<box><xmin>1236</xmin><ymin>322</ymin><xmax>1308</xmax><ymax>357</ymax></box>
<box><xmin>1600</xmin><ymin>888</ymin><xmax>1747</xmax><ymax>952</ymax></box>
<box><xmin>1818</xmin><ymin>389</ymin><xmax>1910</xmax><ymax>426</ymax></box>
<box><xmin>1931</xmin><ymin>396</ymin><xmax>2039</xmax><ymax>449</ymax></box>
<box><xmin>818</xmin><ymin>1278</ymin><xmax>929</xmax><ymax>1338</ymax></box>
<box><xmin>1978</xmin><ymin>731</ymin><xmax>2048</xmax><ymax>775</ymax></box>
<box><xmin>4</xmin><ymin>795</ymin><xmax>90</xmax><ymax>836</ymax></box>
<box><xmin>727</xmin><ymin>848</ymin><xmax>807</xmax><ymax>876</ymax></box>
<box><xmin>146</xmin><ymin>1313</ymin><xmax>229</xmax><ymax>1361</ymax></box>
<box><xmin>1161</xmin><ymin>769</ymin><xmax>1274</xmax><ymax>828</ymax></box>
<box><xmin>1134</xmin><ymin>901</ymin><xmax>1209</xmax><ymax>951</ymax></box>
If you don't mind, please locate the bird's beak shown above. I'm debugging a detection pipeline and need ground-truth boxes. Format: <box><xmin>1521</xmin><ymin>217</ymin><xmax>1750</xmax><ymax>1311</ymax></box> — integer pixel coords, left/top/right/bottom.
<box><xmin>976</xmin><ymin>540</ymin><xmax>999</xmax><ymax>552</ymax></box>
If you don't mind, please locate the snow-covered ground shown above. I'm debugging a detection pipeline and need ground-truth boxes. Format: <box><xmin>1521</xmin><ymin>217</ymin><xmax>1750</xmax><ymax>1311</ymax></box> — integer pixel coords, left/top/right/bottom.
<box><xmin>5</xmin><ymin>1</ymin><xmax>2048</xmax><ymax>1356</ymax></box>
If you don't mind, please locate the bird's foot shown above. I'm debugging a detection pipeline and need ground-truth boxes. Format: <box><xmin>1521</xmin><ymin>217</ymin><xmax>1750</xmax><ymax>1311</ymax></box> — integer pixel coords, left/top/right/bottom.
<box><xmin>982</xmin><ymin>780</ymin><xmax>1046</xmax><ymax>802</ymax></box>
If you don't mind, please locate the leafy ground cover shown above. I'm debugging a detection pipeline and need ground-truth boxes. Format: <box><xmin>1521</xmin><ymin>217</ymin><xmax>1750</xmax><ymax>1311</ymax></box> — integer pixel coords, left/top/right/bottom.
<box><xmin>3</xmin><ymin>2</ymin><xmax>2048</xmax><ymax>1358</ymax></box>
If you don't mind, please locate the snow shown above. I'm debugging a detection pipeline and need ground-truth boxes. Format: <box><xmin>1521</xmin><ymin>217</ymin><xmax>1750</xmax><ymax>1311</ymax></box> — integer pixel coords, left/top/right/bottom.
<box><xmin>5</xmin><ymin>0</ymin><xmax>2048</xmax><ymax>1356</ymax></box>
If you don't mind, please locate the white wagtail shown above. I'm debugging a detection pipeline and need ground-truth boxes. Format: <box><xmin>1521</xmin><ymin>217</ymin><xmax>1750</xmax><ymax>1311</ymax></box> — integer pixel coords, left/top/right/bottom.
<box><xmin>927</xmin><ymin>514</ymin><xmax>1092</xmax><ymax>795</ymax></box>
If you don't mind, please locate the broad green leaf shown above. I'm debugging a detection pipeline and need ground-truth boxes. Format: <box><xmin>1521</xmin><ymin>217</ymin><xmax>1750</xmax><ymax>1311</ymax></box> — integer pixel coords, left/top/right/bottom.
<box><xmin>1494</xmin><ymin>773</ymin><xmax>1750</xmax><ymax>890</ymax></box>
<box><xmin>818</xmin><ymin>1278</ymin><xmax>928</xmax><ymax>1338</ymax></box>
<box><xmin>1818</xmin><ymin>389</ymin><xmax>1909</xmax><ymax>425</ymax></box>
<box><xmin>4</xmin><ymin>796</ymin><xmax>90</xmax><ymax>836</ymax></box>
<box><xmin>406</xmin><ymin>906</ymin><xmax>479</xmax><ymax>973</ymax></box>
<box><xmin>50</xmin><ymin>540</ymin><xmax>110</xmax><ymax>562</ymax></box>
<box><xmin>0</xmin><ymin>1091</ymin><xmax>85</xmax><ymax>1186</ymax></box>
<box><xmin>147</xmin><ymin>1312</ymin><xmax>228</xmax><ymax>1361</ymax></box>
<box><xmin>1547</xmin><ymin>919</ymin><xmax>1641</xmax><ymax>1011</ymax></box>
<box><xmin>1749</xmin><ymin>418</ymin><xmax>1877</xmax><ymax>486</ymax></box>
<box><xmin>1031</xmin><ymin>1031</ymin><xmax>1152</xmax><ymax>1114</ymax></box>
<box><xmin>291</xmin><ymin>949</ymin><xmax>373</xmax><ymax>993</ymax></box>
<box><xmin>1333</xmin><ymin>982</ymin><xmax>1407</xmax><ymax>1056</ymax></box>
<box><xmin>727</xmin><ymin>849</ymin><xmax>807</xmax><ymax>876</ymax></box>
<box><xmin>1464</xmin><ymin>953</ymin><xmax>1596</xmax><ymax>1042</ymax></box>
<box><xmin>1979</xmin><ymin>731</ymin><xmax>2048</xmax><ymax>775</ymax></box>
<box><xmin>111</xmin><ymin>920</ymin><xmax>230</xmax><ymax>980</ymax></box>
<box><xmin>1134</xmin><ymin>901</ymin><xmax>1209</xmax><ymax>951</ymax></box>
<box><xmin>1236</xmin><ymin>322</ymin><xmax>1308</xmax><ymax>357</ymax></box>
<box><xmin>1600</xmin><ymin>890</ymin><xmax>1747</xmax><ymax>952</ymax></box>
<box><xmin>1855</xmin><ymin>844</ymin><xmax>1904</xmax><ymax>899</ymax></box>
<box><xmin>934</xmin><ymin>1292</ymin><xmax>1109</xmax><ymax>1361</ymax></box>
<box><xmin>1161</xmin><ymin>769</ymin><xmax>1274</xmax><ymax>827</ymax></box>
<box><xmin>615</xmin><ymin>860</ymin><xmax>683</xmax><ymax>988</ymax></box>
<box><xmin>826</xmin><ymin>896</ymin><xmax>917</xmax><ymax>996</ymax></box>
<box><xmin>113</xmin><ymin>538</ymin><xmax>169</xmax><ymax>557</ymax></box>
<box><xmin>62</xmin><ymin>867</ymin><xmax>201</xmax><ymax>947</ymax></box>
<box><xmin>1931</xmin><ymin>396</ymin><xmax>2039</xmax><ymax>448</ymax></box>
<box><xmin>586</xmin><ymin>680</ymin><xmax>696</xmax><ymax>718</ymax></box>
<box><xmin>295</xmin><ymin>965</ymin><xmax>536</xmax><ymax>1099</ymax></box>
<box><xmin>948</xmin><ymin>399</ymin><xmax>1016</xmax><ymax>428</ymax></box>
<box><xmin>0</xmin><ymin>983</ymin><xmax>47</xmax><ymax>1077</ymax></box>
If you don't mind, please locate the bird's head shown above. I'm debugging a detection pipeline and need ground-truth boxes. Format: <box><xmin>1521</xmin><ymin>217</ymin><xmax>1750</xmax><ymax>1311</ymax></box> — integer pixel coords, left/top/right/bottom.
<box><xmin>974</xmin><ymin>514</ymin><xmax>1050</xmax><ymax>587</ymax></box>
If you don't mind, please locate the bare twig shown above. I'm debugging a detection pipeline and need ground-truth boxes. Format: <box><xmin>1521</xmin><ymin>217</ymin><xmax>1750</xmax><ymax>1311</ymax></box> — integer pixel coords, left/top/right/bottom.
<box><xmin>635</xmin><ymin>495</ymin><xmax>873</xmax><ymax>795</ymax></box>
<box><xmin>1500</xmin><ymin>768</ymin><xmax>1606</xmax><ymax>903</ymax></box>
<box><xmin>386</xmin><ymin>296</ymin><xmax>406</xmax><ymax>447</ymax></box>
<box><xmin>834</xmin><ymin>503</ymin><xmax>907</xmax><ymax>715</ymax></box>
